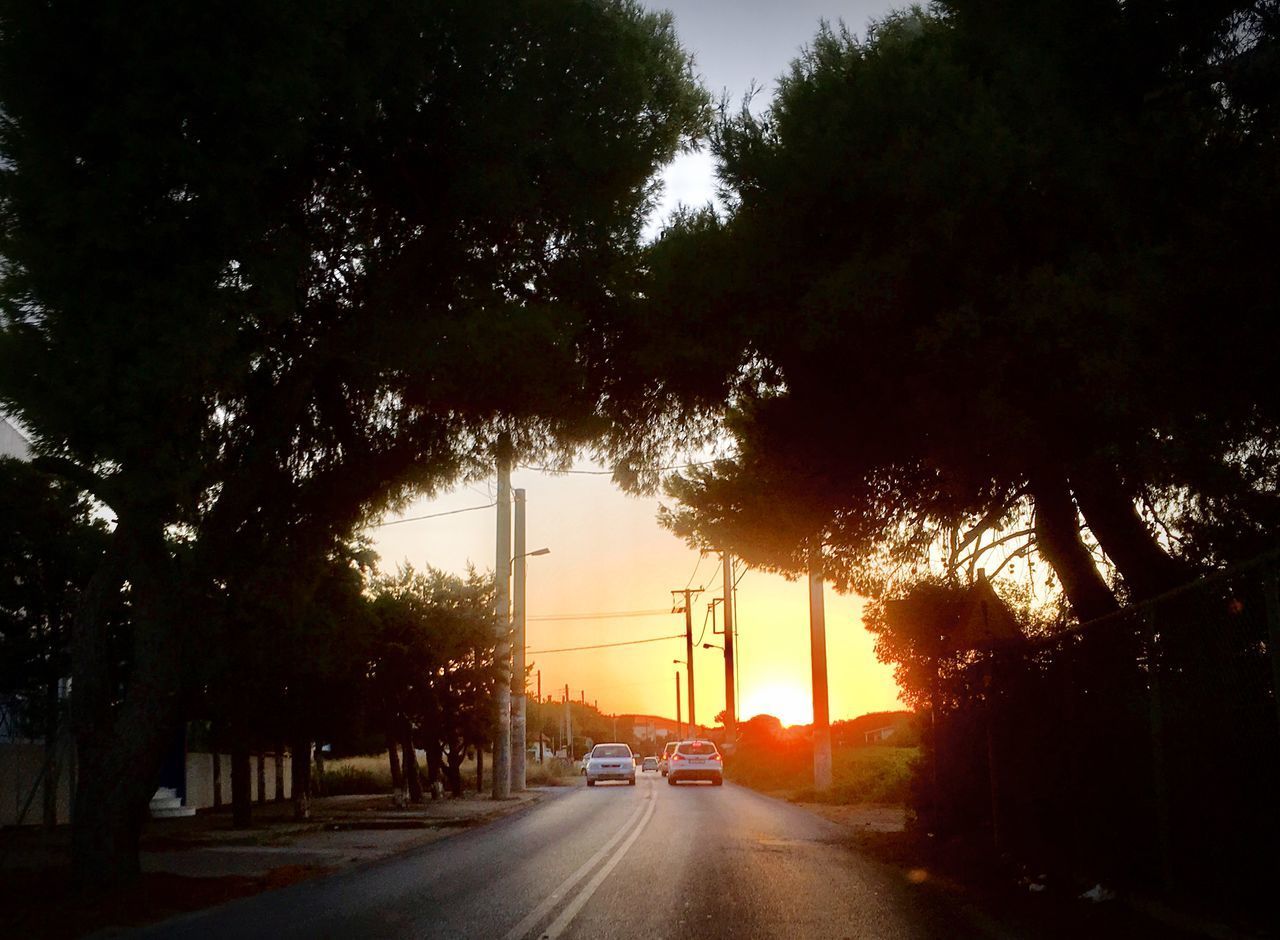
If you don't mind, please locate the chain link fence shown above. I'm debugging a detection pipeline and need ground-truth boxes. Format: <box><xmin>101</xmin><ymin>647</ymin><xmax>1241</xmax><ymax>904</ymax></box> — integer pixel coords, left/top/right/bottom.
<box><xmin>925</xmin><ymin>550</ymin><xmax>1280</xmax><ymax>911</ymax></box>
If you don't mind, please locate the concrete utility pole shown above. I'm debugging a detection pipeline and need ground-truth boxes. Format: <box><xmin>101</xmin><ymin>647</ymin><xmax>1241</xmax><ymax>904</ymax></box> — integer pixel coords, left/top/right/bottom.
<box><xmin>511</xmin><ymin>488</ymin><xmax>527</xmax><ymax>792</ymax></box>
<box><xmin>722</xmin><ymin>553</ymin><xmax>737</xmax><ymax>737</ymax></box>
<box><xmin>672</xmin><ymin>587</ymin><xmax>702</xmax><ymax>731</ymax></box>
<box><xmin>808</xmin><ymin>551</ymin><xmax>833</xmax><ymax>791</ymax></box>
<box><xmin>492</xmin><ymin>439</ymin><xmax>513</xmax><ymax>800</ymax></box>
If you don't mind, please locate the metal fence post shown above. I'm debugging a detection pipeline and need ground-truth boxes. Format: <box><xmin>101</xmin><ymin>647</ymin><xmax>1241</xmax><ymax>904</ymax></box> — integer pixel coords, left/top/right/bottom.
<box><xmin>1265</xmin><ymin>571</ymin><xmax>1280</xmax><ymax>740</ymax></box>
<box><xmin>1146</xmin><ymin>607</ymin><xmax>1174</xmax><ymax>894</ymax></box>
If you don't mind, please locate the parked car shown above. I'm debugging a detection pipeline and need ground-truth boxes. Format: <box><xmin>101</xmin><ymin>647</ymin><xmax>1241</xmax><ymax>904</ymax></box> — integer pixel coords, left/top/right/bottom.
<box><xmin>659</xmin><ymin>740</ymin><xmax>680</xmax><ymax>776</ymax></box>
<box><xmin>585</xmin><ymin>743</ymin><xmax>636</xmax><ymax>786</ymax></box>
<box><xmin>666</xmin><ymin>739</ymin><xmax>723</xmax><ymax>786</ymax></box>
<box><xmin>641</xmin><ymin>756</ymin><xmax>659</xmax><ymax>773</ymax></box>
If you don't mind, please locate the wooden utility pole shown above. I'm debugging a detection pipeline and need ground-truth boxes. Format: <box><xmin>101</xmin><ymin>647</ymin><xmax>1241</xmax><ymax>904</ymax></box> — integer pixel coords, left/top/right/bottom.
<box><xmin>536</xmin><ymin>670</ymin><xmax>543</xmax><ymax>764</ymax></box>
<box><xmin>564</xmin><ymin>684</ymin><xmax>572</xmax><ymax>760</ymax></box>
<box><xmin>492</xmin><ymin>438</ymin><xmax>512</xmax><ymax>800</ymax></box>
<box><xmin>672</xmin><ymin>587</ymin><xmax>702</xmax><ymax>731</ymax></box>
<box><xmin>722</xmin><ymin>553</ymin><xmax>737</xmax><ymax>737</ymax></box>
<box><xmin>808</xmin><ymin>552</ymin><xmax>833</xmax><ymax>791</ymax></box>
<box><xmin>675</xmin><ymin>672</ymin><xmax>682</xmax><ymax>738</ymax></box>
<box><xmin>511</xmin><ymin>487</ymin><xmax>527</xmax><ymax>792</ymax></box>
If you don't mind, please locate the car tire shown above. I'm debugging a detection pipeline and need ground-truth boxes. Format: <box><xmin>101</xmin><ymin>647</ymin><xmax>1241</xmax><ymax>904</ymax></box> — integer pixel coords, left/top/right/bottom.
<box><xmin>712</xmin><ymin>775</ymin><xmax>723</xmax><ymax>786</ymax></box>
<box><xmin>628</xmin><ymin>776</ymin><xmax>636</xmax><ymax>786</ymax></box>
<box><xmin>667</xmin><ymin>775</ymin><xmax>677</xmax><ymax>786</ymax></box>
<box><xmin>587</xmin><ymin>779</ymin><xmax>595</xmax><ymax>787</ymax></box>
<box><xmin>661</xmin><ymin>770</ymin><xmax>667</xmax><ymax>777</ymax></box>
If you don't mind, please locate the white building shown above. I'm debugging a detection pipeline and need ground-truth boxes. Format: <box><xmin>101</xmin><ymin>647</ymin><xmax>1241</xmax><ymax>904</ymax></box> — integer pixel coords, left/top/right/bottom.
<box><xmin>1</xmin><ymin>414</ymin><xmax>30</xmax><ymax>460</ymax></box>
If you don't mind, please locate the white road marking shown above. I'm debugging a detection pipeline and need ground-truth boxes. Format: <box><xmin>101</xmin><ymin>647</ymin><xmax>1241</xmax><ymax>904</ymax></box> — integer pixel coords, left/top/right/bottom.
<box><xmin>502</xmin><ymin>789</ymin><xmax>651</xmax><ymax>940</ymax></box>
<box><xmin>539</xmin><ymin>787</ymin><xmax>659</xmax><ymax>939</ymax></box>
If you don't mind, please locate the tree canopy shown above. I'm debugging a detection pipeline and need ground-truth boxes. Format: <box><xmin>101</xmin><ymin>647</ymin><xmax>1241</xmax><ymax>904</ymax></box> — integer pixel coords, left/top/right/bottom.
<box><xmin>646</xmin><ymin>1</ymin><xmax>1280</xmax><ymax>618</ymax></box>
<box><xmin>0</xmin><ymin>0</ymin><xmax>706</xmax><ymax>883</ymax></box>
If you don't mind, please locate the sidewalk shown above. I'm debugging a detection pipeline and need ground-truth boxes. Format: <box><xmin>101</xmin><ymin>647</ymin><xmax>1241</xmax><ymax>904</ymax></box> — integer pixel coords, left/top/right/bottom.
<box><xmin>1</xmin><ymin>788</ymin><xmax>556</xmax><ymax>938</ymax></box>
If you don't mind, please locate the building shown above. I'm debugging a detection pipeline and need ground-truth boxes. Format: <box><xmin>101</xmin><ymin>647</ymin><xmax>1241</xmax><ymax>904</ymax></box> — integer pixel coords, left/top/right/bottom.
<box><xmin>1</xmin><ymin>414</ymin><xmax>31</xmax><ymax>461</ymax></box>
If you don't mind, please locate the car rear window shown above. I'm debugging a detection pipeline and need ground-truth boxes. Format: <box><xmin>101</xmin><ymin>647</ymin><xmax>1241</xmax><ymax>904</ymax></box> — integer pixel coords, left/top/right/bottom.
<box><xmin>676</xmin><ymin>741</ymin><xmax>719</xmax><ymax>756</ymax></box>
<box><xmin>592</xmin><ymin>745</ymin><xmax>631</xmax><ymax>758</ymax></box>
<box><xmin>663</xmin><ymin>743</ymin><xmax>677</xmax><ymax>756</ymax></box>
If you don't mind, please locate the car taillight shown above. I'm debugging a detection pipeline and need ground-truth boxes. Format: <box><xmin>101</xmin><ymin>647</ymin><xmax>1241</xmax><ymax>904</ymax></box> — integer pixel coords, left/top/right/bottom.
<box><xmin>671</xmin><ymin>753</ymin><xmax>684</xmax><ymax>761</ymax></box>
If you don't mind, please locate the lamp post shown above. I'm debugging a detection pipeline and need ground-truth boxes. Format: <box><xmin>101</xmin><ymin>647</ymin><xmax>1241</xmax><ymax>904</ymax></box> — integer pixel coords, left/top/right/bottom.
<box><xmin>510</xmin><ymin>486</ymin><xmax>550</xmax><ymax>793</ymax></box>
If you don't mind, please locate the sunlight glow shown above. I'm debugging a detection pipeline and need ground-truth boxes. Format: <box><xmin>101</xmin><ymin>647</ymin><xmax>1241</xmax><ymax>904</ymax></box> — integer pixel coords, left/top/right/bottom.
<box><xmin>739</xmin><ymin>682</ymin><xmax>813</xmax><ymax>727</ymax></box>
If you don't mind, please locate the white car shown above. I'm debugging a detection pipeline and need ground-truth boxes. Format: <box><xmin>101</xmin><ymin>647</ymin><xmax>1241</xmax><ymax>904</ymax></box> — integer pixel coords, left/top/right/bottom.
<box><xmin>666</xmin><ymin>739</ymin><xmax>723</xmax><ymax>786</ymax></box>
<box><xmin>659</xmin><ymin>740</ymin><xmax>680</xmax><ymax>776</ymax></box>
<box><xmin>585</xmin><ymin>743</ymin><xmax>636</xmax><ymax>786</ymax></box>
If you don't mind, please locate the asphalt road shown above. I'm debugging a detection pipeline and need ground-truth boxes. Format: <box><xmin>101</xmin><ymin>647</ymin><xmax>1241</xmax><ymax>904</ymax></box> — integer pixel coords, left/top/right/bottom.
<box><xmin>138</xmin><ymin>775</ymin><xmax>984</xmax><ymax>939</ymax></box>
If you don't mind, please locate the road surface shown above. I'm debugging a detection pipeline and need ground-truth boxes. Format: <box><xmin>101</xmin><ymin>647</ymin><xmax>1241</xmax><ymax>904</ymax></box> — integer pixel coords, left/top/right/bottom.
<box><xmin>140</xmin><ymin>775</ymin><xmax>982</xmax><ymax>939</ymax></box>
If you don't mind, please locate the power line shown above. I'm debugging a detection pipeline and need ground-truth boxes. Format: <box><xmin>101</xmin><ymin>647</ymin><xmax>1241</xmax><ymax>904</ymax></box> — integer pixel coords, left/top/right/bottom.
<box><xmin>517</xmin><ymin>459</ymin><xmax>721</xmax><ymax>476</ymax></box>
<box><xmin>374</xmin><ymin>502</ymin><xmax>495</xmax><ymax>528</ymax></box>
<box><xmin>527</xmin><ymin>633</ymin><xmax>685</xmax><ymax>655</ymax></box>
<box><xmin>528</xmin><ymin>609</ymin><xmax>671</xmax><ymax>622</ymax></box>
<box><xmin>694</xmin><ymin>604</ymin><xmax>711</xmax><ymax>647</ymax></box>
<box><xmin>684</xmin><ymin>552</ymin><xmax>706</xmax><ymax>591</ymax></box>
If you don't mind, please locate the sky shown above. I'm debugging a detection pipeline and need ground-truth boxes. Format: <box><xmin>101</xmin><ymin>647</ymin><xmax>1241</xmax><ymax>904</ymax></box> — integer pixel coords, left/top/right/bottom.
<box><xmin>370</xmin><ymin>0</ymin><xmax>902</xmax><ymax>729</ymax></box>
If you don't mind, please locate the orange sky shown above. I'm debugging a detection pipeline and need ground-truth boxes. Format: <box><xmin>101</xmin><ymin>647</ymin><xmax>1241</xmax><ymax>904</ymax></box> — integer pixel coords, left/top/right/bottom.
<box><xmin>370</xmin><ymin>465</ymin><xmax>903</xmax><ymax>727</ymax></box>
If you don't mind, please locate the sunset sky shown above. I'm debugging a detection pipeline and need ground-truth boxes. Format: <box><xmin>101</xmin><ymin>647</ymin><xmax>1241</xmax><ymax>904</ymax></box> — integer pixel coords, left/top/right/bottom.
<box><xmin>371</xmin><ymin>0</ymin><xmax>901</xmax><ymax>728</ymax></box>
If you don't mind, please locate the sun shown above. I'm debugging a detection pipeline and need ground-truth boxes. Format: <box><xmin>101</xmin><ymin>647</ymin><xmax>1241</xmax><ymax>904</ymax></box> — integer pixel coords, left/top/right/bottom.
<box><xmin>739</xmin><ymin>682</ymin><xmax>813</xmax><ymax>727</ymax></box>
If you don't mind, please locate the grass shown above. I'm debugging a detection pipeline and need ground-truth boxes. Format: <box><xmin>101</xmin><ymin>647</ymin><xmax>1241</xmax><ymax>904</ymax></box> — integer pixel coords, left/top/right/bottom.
<box><xmin>727</xmin><ymin>745</ymin><xmax>918</xmax><ymax>804</ymax></box>
<box><xmin>320</xmin><ymin>753</ymin><xmax>572</xmax><ymax>793</ymax></box>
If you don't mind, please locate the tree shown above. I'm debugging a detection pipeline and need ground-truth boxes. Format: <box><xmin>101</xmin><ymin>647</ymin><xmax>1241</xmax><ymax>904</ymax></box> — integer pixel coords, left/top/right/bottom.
<box><xmin>0</xmin><ymin>0</ymin><xmax>706</xmax><ymax>884</ymax></box>
<box><xmin>637</xmin><ymin>3</ymin><xmax>1279</xmax><ymax>619</ymax></box>
<box><xmin>368</xmin><ymin>565</ymin><xmax>499</xmax><ymax>801</ymax></box>
<box><xmin>0</xmin><ymin>459</ymin><xmax>111</xmax><ymax>826</ymax></box>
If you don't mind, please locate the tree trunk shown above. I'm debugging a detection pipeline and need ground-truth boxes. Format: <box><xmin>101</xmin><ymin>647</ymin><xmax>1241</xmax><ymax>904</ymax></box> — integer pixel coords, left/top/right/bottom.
<box><xmin>1071</xmin><ymin>463</ymin><xmax>1190</xmax><ymax>602</ymax></box>
<box><xmin>401</xmin><ymin>726</ymin><xmax>423</xmax><ymax>803</ymax></box>
<box><xmin>69</xmin><ymin>520</ymin><xmax>183</xmax><ymax>887</ymax></box>
<box><xmin>386</xmin><ymin>730</ymin><xmax>403</xmax><ymax>791</ymax></box>
<box><xmin>1030</xmin><ymin>473</ymin><xmax>1120</xmax><ymax>623</ymax></box>
<box><xmin>312</xmin><ymin>742</ymin><xmax>325</xmax><ymax>794</ymax></box>
<box><xmin>446</xmin><ymin>741</ymin><xmax>465</xmax><ymax>798</ymax></box>
<box><xmin>231</xmin><ymin>741</ymin><xmax>252</xmax><ymax>828</ymax></box>
<box><xmin>476</xmin><ymin>744</ymin><xmax>484</xmax><ymax>794</ymax></box>
<box><xmin>291</xmin><ymin>736</ymin><xmax>312</xmax><ymax>820</ymax></box>
<box><xmin>274</xmin><ymin>748</ymin><xmax>284</xmax><ymax>802</ymax></box>
<box><xmin>424</xmin><ymin>736</ymin><xmax>443</xmax><ymax>800</ymax></box>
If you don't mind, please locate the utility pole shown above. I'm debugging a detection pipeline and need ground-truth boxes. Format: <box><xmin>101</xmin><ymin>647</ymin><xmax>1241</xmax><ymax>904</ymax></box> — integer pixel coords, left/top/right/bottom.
<box><xmin>675</xmin><ymin>672</ymin><xmax>682</xmax><ymax>739</ymax></box>
<box><xmin>722</xmin><ymin>552</ymin><xmax>737</xmax><ymax>738</ymax></box>
<box><xmin>808</xmin><ymin>549</ymin><xmax>833</xmax><ymax>791</ymax></box>
<box><xmin>536</xmin><ymin>670</ymin><xmax>543</xmax><ymax>764</ymax></box>
<box><xmin>492</xmin><ymin>436</ymin><xmax>513</xmax><ymax>800</ymax></box>
<box><xmin>564</xmin><ymin>684</ymin><xmax>572</xmax><ymax>760</ymax></box>
<box><xmin>511</xmin><ymin>488</ymin><xmax>528</xmax><ymax>792</ymax></box>
<box><xmin>672</xmin><ymin>587</ymin><xmax>702</xmax><ymax>731</ymax></box>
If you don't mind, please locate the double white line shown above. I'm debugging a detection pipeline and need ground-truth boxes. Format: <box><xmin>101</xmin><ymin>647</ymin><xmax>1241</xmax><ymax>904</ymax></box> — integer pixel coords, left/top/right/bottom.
<box><xmin>503</xmin><ymin>788</ymin><xmax>658</xmax><ymax>940</ymax></box>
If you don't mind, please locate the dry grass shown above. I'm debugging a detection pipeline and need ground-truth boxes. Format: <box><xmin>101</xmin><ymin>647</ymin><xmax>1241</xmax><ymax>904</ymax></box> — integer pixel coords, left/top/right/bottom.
<box><xmin>325</xmin><ymin>753</ymin><xmax>572</xmax><ymax>791</ymax></box>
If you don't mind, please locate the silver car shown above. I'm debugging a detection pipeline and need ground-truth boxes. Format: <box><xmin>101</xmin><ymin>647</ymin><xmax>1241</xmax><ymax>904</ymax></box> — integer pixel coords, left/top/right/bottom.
<box><xmin>666</xmin><ymin>739</ymin><xmax>723</xmax><ymax>786</ymax></box>
<box><xmin>585</xmin><ymin>743</ymin><xmax>636</xmax><ymax>786</ymax></box>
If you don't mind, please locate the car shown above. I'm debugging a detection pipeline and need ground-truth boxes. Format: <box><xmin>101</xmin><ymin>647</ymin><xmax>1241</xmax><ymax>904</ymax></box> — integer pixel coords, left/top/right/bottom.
<box><xmin>585</xmin><ymin>743</ymin><xmax>636</xmax><ymax>786</ymax></box>
<box><xmin>666</xmin><ymin>739</ymin><xmax>723</xmax><ymax>786</ymax></box>
<box><xmin>641</xmin><ymin>756</ymin><xmax>659</xmax><ymax>773</ymax></box>
<box><xmin>659</xmin><ymin>740</ymin><xmax>680</xmax><ymax>776</ymax></box>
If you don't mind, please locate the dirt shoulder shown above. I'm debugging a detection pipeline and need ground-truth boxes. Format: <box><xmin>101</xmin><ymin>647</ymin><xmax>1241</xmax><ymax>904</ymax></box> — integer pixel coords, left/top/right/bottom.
<box><xmin>776</xmin><ymin>793</ymin><xmax>1263</xmax><ymax>940</ymax></box>
<box><xmin>0</xmin><ymin>787</ymin><xmax>561</xmax><ymax>939</ymax></box>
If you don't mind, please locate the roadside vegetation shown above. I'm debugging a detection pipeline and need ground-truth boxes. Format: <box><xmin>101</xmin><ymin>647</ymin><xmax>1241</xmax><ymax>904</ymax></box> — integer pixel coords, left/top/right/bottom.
<box><xmin>725</xmin><ymin>714</ymin><xmax>918</xmax><ymax>805</ymax></box>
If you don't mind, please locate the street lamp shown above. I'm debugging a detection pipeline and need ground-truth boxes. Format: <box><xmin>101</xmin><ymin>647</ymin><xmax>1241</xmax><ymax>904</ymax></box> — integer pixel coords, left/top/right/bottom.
<box><xmin>510</xmin><ymin>489</ymin><xmax>550</xmax><ymax>793</ymax></box>
<box><xmin>702</xmin><ymin>642</ymin><xmax>723</xmax><ymax>652</ymax></box>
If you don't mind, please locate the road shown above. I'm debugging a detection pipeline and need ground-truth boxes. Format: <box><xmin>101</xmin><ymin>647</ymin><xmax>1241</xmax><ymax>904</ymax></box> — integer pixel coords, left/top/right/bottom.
<box><xmin>140</xmin><ymin>775</ymin><xmax>982</xmax><ymax>939</ymax></box>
